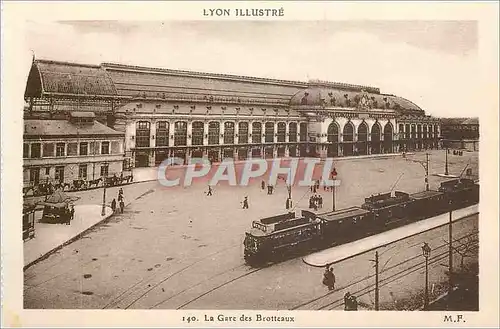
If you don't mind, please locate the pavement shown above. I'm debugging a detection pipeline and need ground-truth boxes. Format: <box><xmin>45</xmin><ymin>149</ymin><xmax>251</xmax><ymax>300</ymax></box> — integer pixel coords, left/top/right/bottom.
<box><xmin>23</xmin><ymin>149</ymin><xmax>479</xmax><ymax>309</ymax></box>
<box><xmin>23</xmin><ymin>181</ymin><xmax>160</xmax><ymax>269</ymax></box>
<box><xmin>130</xmin><ymin>152</ymin><xmax>412</xmax><ymax>183</ymax></box>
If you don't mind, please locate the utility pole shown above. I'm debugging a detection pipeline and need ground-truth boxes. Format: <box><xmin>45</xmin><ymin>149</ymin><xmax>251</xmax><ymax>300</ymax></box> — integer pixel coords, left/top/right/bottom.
<box><xmin>331</xmin><ymin>168</ymin><xmax>337</xmax><ymax>212</ymax></box>
<box><xmin>405</xmin><ymin>153</ymin><xmax>430</xmax><ymax>191</ymax></box>
<box><xmin>101</xmin><ymin>162</ymin><xmax>108</xmax><ymax>216</ymax></box>
<box><xmin>448</xmin><ymin>202</ymin><xmax>453</xmax><ymax>298</ymax></box>
<box><xmin>369</xmin><ymin>250</ymin><xmax>380</xmax><ymax>310</ymax></box>
<box><xmin>445</xmin><ymin>148</ymin><xmax>449</xmax><ymax>176</ymax></box>
<box><xmin>425</xmin><ymin>152</ymin><xmax>430</xmax><ymax>191</ymax></box>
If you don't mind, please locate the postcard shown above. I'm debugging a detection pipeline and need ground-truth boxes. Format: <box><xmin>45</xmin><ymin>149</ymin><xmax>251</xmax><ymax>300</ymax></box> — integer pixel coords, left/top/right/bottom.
<box><xmin>1</xmin><ymin>1</ymin><xmax>498</xmax><ymax>327</ymax></box>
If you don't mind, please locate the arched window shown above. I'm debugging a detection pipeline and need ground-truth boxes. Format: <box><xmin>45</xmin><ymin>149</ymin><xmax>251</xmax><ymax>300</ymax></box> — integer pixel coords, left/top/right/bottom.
<box><xmin>265</xmin><ymin>122</ymin><xmax>274</xmax><ymax>143</ymax></box>
<box><xmin>277</xmin><ymin>122</ymin><xmax>286</xmax><ymax>143</ymax></box>
<box><xmin>327</xmin><ymin>122</ymin><xmax>339</xmax><ymax>143</ymax></box>
<box><xmin>156</xmin><ymin>121</ymin><xmax>169</xmax><ymax>147</ymax></box>
<box><xmin>191</xmin><ymin>121</ymin><xmax>204</xmax><ymax>146</ymax></box>
<box><xmin>343</xmin><ymin>122</ymin><xmax>354</xmax><ymax>142</ymax></box>
<box><xmin>252</xmin><ymin>122</ymin><xmax>262</xmax><ymax>144</ymax></box>
<box><xmin>371</xmin><ymin>122</ymin><xmax>382</xmax><ymax>154</ymax></box>
<box><xmin>299</xmin><ymin>123</ymin><xmax>308</xmax><ymax>142</ymax></box>
<box><xmin>289</xmin><ymin>123</ymin><xmax>297</xmax><ymax>142</ymax></box>
<box><xmin>208</xmin><ymin>122</ymin><xmax>220</xmax><ymax>145</ymax></box>
<box><xmin>238</xmin><ymin>122</ymin><xmax>249</xmax><ymax>144</ymax></box>
<box><xmin>224</xmin><ymin>122</ymin><xmax>235</xmax><ymax>144</ymax></box>
<box><xmin>384</xmin><ymin>123</ymin><xmax>393</xmax><ymax>153</ymax></box>
<box><xmin>358</xmin><ymin>122</ymin><xmax>368</xmax><ymax>142</ymax></box>
<box><xmin>343</xmin><ymin>122</ymin><xmax>354</xmax><ymax>156</ymax></box>
<box><xmin>174</xmin><ymin>121</ymin><xmax>187</xmax><ymax>146</ymax></box>
<box><xmin>357</xmin><ymin>122</ymin><xmax>368</xmax><ymax>155</ymax></box>
<box><xmin>136</xmin><ymin>121</ymin><xmax>150</xmax><ymax>147</ymax></box>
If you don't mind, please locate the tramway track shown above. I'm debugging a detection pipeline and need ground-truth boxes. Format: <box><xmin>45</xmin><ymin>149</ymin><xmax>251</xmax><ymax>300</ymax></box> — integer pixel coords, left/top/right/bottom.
<box><xmin>324</xmin><ymin>243</ymin><xmax>479</xmax><ymax>310</ymax></box>
<box><xmin>175</xmin><ymin>265</ymin><xmax>268</xmax><ymax>310</ymax></box>
<box><xmin>319</xmin><ymin>241</ymin><xmax>478</xmax><ymax>310</ymax></box>
<box><xmin>149</xmin><ymin>263</ymin><xmax>249</xmax><ymax>309</ymax></box>
<box><xmin>102</xmin><ymin>242</ymin><xmax>241</xmax><ymax>309</ymax></box>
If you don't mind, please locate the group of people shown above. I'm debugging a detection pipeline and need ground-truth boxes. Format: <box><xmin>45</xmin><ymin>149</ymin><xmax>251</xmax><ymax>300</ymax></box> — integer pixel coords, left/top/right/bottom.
<box><xmin>260</xmin><ymin>181</ymin><xmax>275</xmax><ymax>195</ymax></box>
<box><xmin>322</xmin><ymin>266</ymin><xmax>336</xmax><ymax>290</ymax></box>
<box><xmin>110</xmin><ymin>188</ymin><xmax>125</xmax><ymax>214</ymax></box>
<box><xmin>309</xmin><ymin>194</ymin><xmax>323</xmax><ymax>210</ymax></box>
<box><xmin>322</xmin><ymin>266</ymin><xmax>358</xmax><ymax>310</ymax></box>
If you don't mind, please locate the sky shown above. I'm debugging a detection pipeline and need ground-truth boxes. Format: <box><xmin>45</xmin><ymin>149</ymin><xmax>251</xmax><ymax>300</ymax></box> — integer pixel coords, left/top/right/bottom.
<box><xmin>22</xmin><ymin>20</ymin><xmax>479</xmax><ymax>118</ymax></box>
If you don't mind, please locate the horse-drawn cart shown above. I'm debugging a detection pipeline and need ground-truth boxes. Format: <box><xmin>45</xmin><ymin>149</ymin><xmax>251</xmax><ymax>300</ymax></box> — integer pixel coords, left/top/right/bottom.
<box><xmin>39</xmin><ymin>190</ymin><xmax>76</xmax><ymax>225</ymax></box>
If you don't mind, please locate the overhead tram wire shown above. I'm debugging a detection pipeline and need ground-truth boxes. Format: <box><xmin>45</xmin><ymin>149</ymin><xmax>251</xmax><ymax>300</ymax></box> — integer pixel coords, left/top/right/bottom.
<box><xmin>323</xmin><ymin>242</ymin><xmax>479</xmax><ymax>310</ymax></box>
<box><xmin>291</xmin><ymin>230</ymin><xmax>478</xmax><ymax>310</ymax></box>
<box><xmin>318</xmin><ymin>239</ymin><xmax>479</xmax><ymax>310</ymax></box>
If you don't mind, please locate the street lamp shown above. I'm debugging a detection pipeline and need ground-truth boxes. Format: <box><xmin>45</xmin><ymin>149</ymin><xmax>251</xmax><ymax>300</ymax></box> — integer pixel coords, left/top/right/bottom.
<box><xmin>331</xmin><ymin>167</ymin><xmax>338</xmax><ymax>211</ymax></box>
<box><xmin>421</xmin><ymin>242</ymin><xmax>432</xmax><ymax>310</ymax></box>
<box><xmin>445</xmin><ymin>148</ymin><xmax>449</xmax><ymax>176</ymax></box>
<box><xmin>406</xmin><ymin>153</ymin><xmax>430</xmax><ymax>191</ymax></box>
<box><xmin>101</xmin><ymin>162</ymin><xmax>109</xmax><ymax>216</ymax></box>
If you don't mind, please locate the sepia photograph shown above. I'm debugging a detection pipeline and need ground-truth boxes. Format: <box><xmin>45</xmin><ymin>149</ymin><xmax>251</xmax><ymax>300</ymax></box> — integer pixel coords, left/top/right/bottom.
<box><xmin>2</xmin><ymin>1</ymin><xmax>499</xmax><ymax>327</ymax></box>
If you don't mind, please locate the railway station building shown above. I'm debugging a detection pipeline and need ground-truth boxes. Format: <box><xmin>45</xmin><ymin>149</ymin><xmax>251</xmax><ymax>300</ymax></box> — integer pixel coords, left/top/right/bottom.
<box><xmin>24</xmin><ymin>59</ymin><xmax>441</xmax><ymax>169</ymax></box>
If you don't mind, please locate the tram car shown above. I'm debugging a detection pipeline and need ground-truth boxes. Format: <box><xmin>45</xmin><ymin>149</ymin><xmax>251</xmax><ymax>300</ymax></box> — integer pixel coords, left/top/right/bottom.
<box><xmin>243</xmin><ymin>179</ymin><xmax>480</xmax><ymax>265</ymax></box>
<box><xmin>244</xmin><ymin>211</ymin><xmax>322</xmax><ymax>263</ymax></box>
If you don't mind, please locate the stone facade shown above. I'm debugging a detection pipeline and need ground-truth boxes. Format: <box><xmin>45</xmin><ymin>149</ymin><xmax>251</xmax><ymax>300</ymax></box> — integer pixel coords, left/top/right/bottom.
<box><xmin>23</xmin><ymin>59</ymin><xmax>441</xmax><ymax>169</ymax></box>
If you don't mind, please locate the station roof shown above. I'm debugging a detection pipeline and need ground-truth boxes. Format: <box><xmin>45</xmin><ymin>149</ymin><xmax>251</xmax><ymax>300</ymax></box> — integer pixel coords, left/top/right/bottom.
<box><xmin>24</xmin><ymin>60</ymin><xmax>118</xmax><ymax>99</ymax></box>
<box><xmin>289</xmin><ymin>86</ymin><xmax>424</xmax><ymax>115</ymax></box>
<box><xmin>441</xmin><ymin>117</ymin><xmax>479</xmax><ymax>126</ymax></box>
<box><xmin>24</xmin><ymin>119</ymin><xmax>124</xmax><ymax>138</ymax></box>
<box><xmin>24</xmin><ymin>59</ymin><xmax>425</xmax><ymax>115</ymax></box>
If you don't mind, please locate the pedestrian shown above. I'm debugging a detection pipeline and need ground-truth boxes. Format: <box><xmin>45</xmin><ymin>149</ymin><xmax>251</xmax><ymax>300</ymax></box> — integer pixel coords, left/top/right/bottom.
<box><xmin>313</xmin><ymin>195</ymin><xmax>318</xmax><ymax>211</ymax></box>
<box><xmin>322</xmin><ymin>266</ymin><xmax>335</xmax><ymax>290</ymax></box>
<box><xmin>350</xmin><ymin>295</ymin><xmax>358</xmax><ymax>310</ymax></box>
<box><xmin>68</xmin><ymin>204</ymin><xmax>75</xmax><ymax>224</ymax></box>
<box><xmin>261</xmin><ymin>180</ymin><xmax>266</xmax><ymax>190</ymax></box>
<box><xmin>344</xmin><ymin>292</ymin><xmax>352</xmax><ymax>310</ymax></box>
<box><xmin>344</xmin><ymin>292</ymin><xmax>352</xmax><ymax>311</ymax></box>
<box><xmin>328</xmin><ymin>267</ymin><xmax>336</xmax><ymax>290</ymax></box>
<box><xmin>111</xmin><ymin>198</ymin><xmax>117</xmax><ymax>213</ymax></box>
<box><xmin>119</xmin><ymin>200</ymin><xmax>125</xmax><ymax>213</ymax></box>
<box><xmin>242</xmin><ymin>196</ymin><xmax>249</xmax><ymax>209</ymax></box>
<box><xmin>318</xmin><ymin>195</ymin><xmax>323</xmax><ymax>209</ymax></box>
<box><xmin>207</xmin><ymin>185</ymin><xmax>213</xmax><ymax>196</ymax></box>
<box><xmin>270</xmin><ymin>185</ymin><xmax>274</xmax><ymax>194</ymax></box>
<box><xmin>118</xmin><ymin>192</ymin><xmax>124</xmax><ymax>202</ymax></box>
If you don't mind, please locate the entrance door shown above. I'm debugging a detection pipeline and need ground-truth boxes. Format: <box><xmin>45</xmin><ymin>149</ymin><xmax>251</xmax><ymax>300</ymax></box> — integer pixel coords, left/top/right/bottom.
<box><xmin>155</xmin><ymin>150</ymin><xmax>169</xmax><ymax>166</ymax></box>
<box><xmin>135</xmin><ymin>151</ymin><xmax>149</xmax><ymax>168</ymax></box>
<box><xmin>208</xmin><ymin>150</ymin><xmax>219</xmax><ymax>163</ymax></box>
